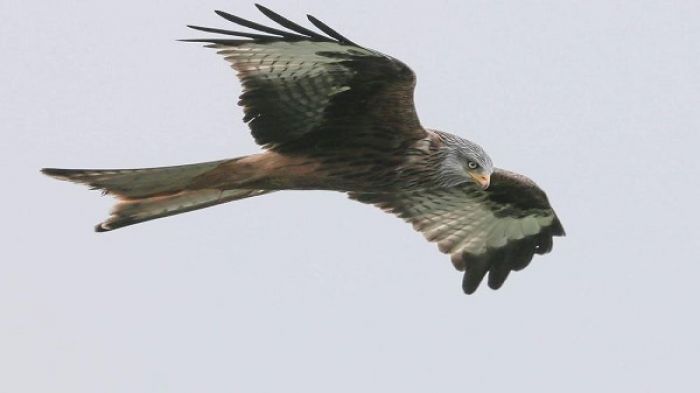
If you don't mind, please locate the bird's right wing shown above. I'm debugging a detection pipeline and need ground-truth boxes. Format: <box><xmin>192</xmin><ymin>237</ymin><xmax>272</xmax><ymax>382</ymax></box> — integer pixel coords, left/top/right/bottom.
<box><xmin>184</xmin><ymin>4</ymin><xmax>426</xmax><ymax>151</ymax></box>
<box><xmin>350</xmin><ymin>169</ymin><xmax>565</xmax><ymax>294</ymax></box>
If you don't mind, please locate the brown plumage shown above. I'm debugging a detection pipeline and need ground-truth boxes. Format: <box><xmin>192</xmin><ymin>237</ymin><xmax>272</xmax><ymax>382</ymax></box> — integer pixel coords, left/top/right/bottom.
<box><xmin>42</xmin><ymin>5</ymin><xmax>565</xmax><ymax>294</ymax></box>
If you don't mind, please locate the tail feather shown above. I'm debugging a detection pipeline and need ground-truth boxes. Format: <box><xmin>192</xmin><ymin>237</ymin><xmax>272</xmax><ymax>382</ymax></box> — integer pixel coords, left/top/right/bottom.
<box><xmin>96</xmin><ymin>188</ymin><xmax>271</xmax><ymax>232</ymax></box>
<box><xmin>41</xmin><ymin>159</ymin><xmax>229</xmax><ymax>198</ymax></box>
<box><xmin>41</xmin><ymin>159</ymin><xmax>273</xmax><ymax>231</ymax></box>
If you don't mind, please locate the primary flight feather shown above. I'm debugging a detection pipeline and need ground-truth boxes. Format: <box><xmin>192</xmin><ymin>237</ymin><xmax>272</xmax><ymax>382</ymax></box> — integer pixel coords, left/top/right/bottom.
<box><xmin>42</xmin><ymin>4</ymin><xmax>565</xmax><ymax>294</ymax></box>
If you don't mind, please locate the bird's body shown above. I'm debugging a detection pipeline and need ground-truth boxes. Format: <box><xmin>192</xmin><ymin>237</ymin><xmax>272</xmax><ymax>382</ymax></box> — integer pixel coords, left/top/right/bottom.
<box><xmin>187</xmin><ymin>130</ymin><xmax>478</xmax><ymax>192</ymax></box>
<box><xmin>43</xmin><ymin>5</ymin><xmax>565</xmax><ymax>294</ymax></box>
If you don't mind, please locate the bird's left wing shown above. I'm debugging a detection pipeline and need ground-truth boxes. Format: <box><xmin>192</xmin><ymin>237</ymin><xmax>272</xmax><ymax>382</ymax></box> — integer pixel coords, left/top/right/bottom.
<box><xmin>184</xmin><ymin>4</ymin><xmax>425</xmax><ymax>151</ymax></box>
<box><xmin>350</xmin><ymin>169</ymin><xmax>565</xmax><ymax>294</ymax></box>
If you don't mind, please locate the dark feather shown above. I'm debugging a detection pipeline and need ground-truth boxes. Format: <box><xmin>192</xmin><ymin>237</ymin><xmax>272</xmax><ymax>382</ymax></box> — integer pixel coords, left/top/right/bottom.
<box><xmin>307</xmin><ymin>14</ymin><xmax>357</xmax><ymax>45</ymax></box>
<box><xmin>487</xmin><ymin>248</ymin><xmax>512</xmax><ymax>290</ymax></box>
<box><xmin>214</xmin><ymin>10</ymin><xmax>307</xmax><ymax>39</ymax></box>
<box><xmin>550</xmin><ymin>216</ymin><xmax>566</xmax><ymax>237</ymax></box>
<box><xmin>178</xmin><ymin>38</ymin><xmax>270</xmax><ymax>45</ymax></box>
<box><xmin>510</xmin><ymin>237</ymin><xmax>537</xmax><ymax>271</ymax></box>
<box><xmin>485</xmin><ymin>170</ymin><xmax>553</xmax><ymax>216</ymax></box>
<box><xmin>535</xmin><ymin>233</ymin><xmax>554</xmax><ymax>254</ymax></box>
<box><xmin>255</xmin><ymin>4</ymin><xmax>330</xmax><ymax>41</ymax></box>
<box><xmin>186</xmin><ymin>25</ymin><xmax>275</xmax><ymax>40</ymax></box>
<box><xmin>462</xmin><ymin>255</ymin><xmax>490</xmax><ymax>294</ymax></box>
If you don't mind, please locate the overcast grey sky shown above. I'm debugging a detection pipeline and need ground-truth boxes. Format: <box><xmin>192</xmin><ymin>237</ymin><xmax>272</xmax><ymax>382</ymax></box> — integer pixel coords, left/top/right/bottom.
<box><xmin>2</xmin><ymin>1</ymin><xmax>699</xmax><ymax>392</ymax></box>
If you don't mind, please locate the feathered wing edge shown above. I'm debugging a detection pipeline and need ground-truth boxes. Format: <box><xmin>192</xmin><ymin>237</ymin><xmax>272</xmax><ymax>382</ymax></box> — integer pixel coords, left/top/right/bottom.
<box><xmin>349</xmin><ymin>172</ymin><xmax>566</xmax><ymax>295</ymax></box>
<box><xmin>456</xmin><ymin>170</ymin><xmax>566</xmax><ymax>294</ymax></box>
<box><xmin>456</xmin><ymin>214</ymin><xmax>564</xmax><ymax>294</ymax></box>
<box><xmin>182</xmin><ymin>4</ymin><xmax>358</xmax><ymax>46</ymax></box>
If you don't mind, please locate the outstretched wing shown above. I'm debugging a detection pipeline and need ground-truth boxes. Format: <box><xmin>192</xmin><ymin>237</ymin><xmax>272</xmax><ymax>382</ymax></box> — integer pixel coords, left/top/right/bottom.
<box><xmin>350</xmin><ymin>169</ymin><xmax>565</xmax><ymax>294</ymax></box>
<box><xmin>184</xmin><ymin>4</ymin><xmax>425</xmax><ymax>151</ymax></box>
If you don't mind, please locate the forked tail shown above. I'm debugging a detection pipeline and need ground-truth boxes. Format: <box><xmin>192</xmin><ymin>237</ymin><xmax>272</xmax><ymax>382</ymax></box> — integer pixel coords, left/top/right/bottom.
<box><xmin>41</xmin><ymin>159</ymin><xmax>272</xmax><ymax>231</ymax></box>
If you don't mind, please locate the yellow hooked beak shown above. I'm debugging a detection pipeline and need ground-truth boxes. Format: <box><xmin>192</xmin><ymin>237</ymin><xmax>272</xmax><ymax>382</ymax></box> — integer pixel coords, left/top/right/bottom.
<box><xmin>469</xmin><ymin>172</ymin><xmax>491</xmax><ymax>190</ymax></box>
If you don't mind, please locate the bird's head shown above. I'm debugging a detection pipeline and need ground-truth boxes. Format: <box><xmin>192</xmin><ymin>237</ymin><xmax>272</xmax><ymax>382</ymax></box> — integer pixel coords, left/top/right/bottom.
<box><xmin>440</xmin><ymin>138</ymin><xmax>494</xmax><ymax>189</ymax></box>
<box><xmin>462</xmin><ymin>145</ymin><xmax>493</xmax><ymax>190</ymax></box>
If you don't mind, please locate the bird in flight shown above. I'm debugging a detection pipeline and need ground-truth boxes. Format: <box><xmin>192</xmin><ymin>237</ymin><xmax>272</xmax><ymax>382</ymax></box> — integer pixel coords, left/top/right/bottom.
<box><xmin>42</xmin><ymin>4</ymin><xmax>565</xmax><ymax>294</ymax></box>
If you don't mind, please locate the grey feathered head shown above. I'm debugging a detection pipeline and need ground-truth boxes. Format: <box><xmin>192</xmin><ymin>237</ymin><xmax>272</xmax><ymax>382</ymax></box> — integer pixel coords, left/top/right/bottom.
<box><xmin>437</xmin><ymin>132</ymin><xmax>494</xmax><ymax>189</ymax></box>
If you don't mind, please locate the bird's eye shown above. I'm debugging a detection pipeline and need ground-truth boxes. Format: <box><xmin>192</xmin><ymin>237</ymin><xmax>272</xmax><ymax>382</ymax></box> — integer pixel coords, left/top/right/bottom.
<box><xmin>467</xmin><ymin>161</ymin><xmax>479</xmax><ymax>169</ymax></box>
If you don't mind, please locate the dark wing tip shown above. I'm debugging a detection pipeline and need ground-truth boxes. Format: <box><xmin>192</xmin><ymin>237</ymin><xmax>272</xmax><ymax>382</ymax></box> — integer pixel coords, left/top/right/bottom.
<box><xmin>459</xmin><ymin>227</ymin><xmax>562</xmax><ymax>294</ymax></box>
<box><xmin>255</xmin><ymin>4</ymin><xmax>329</xmax><ymax>40</ymax></box>
<box><xmin>306</xmin><ymin>14</ymin><xmax>357</xmax><ymax>45</ymax></box>
<box><xmin>214</xmin><ymin>9</ymin><xmax>235</xmax><ymax>20</ymax></box>
<box><xmin>551</xmin><ymin>215</ymin><xmax>566</xmax><ymax>237</ymax></box>
<box><xmin>213</xmin><ymin>9</ymin><xmax>307</xmax><ymax>40</ymax></box>
<box><xmin>486</xmin><ymin>249</ymin><xmax>512</xmax><ymax>290</ymax></box>
<box><xmin>182</xmin><ymin>24</ymin><xmax>279</xmax><ymax>41</ymax></box>
<box><xmin>254</xmin><ymin>4</ymin><xmax>273</xmax><ymax>14</ymax></box>
<box><xmin>184</xmin><ymin>6</ymin><xmax>357</xmax><ymax>46</ymax></box>
<box><xmin>461</xmin><ymin>256</ymin><xmax>490</xmax><ymax>294</ymax></box>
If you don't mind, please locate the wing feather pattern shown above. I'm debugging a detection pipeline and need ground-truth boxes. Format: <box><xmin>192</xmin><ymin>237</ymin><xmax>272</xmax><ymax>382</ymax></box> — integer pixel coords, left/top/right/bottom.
<box><xmin>350</xmin><ymin>169</ymin><xmax>565</xmax><ymax>294</ymax></box>
<box><xmin>183</xmin><ymin>5</ymin><xmax>425</xmax><ymax>151</ymax></box>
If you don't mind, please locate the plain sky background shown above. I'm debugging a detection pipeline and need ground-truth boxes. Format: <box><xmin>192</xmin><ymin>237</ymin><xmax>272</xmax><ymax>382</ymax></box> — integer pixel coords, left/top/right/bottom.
<box><xmin>2</xmin><ymin>0</ymin><xmax>699</xmax><ymax>392</ymax></box>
